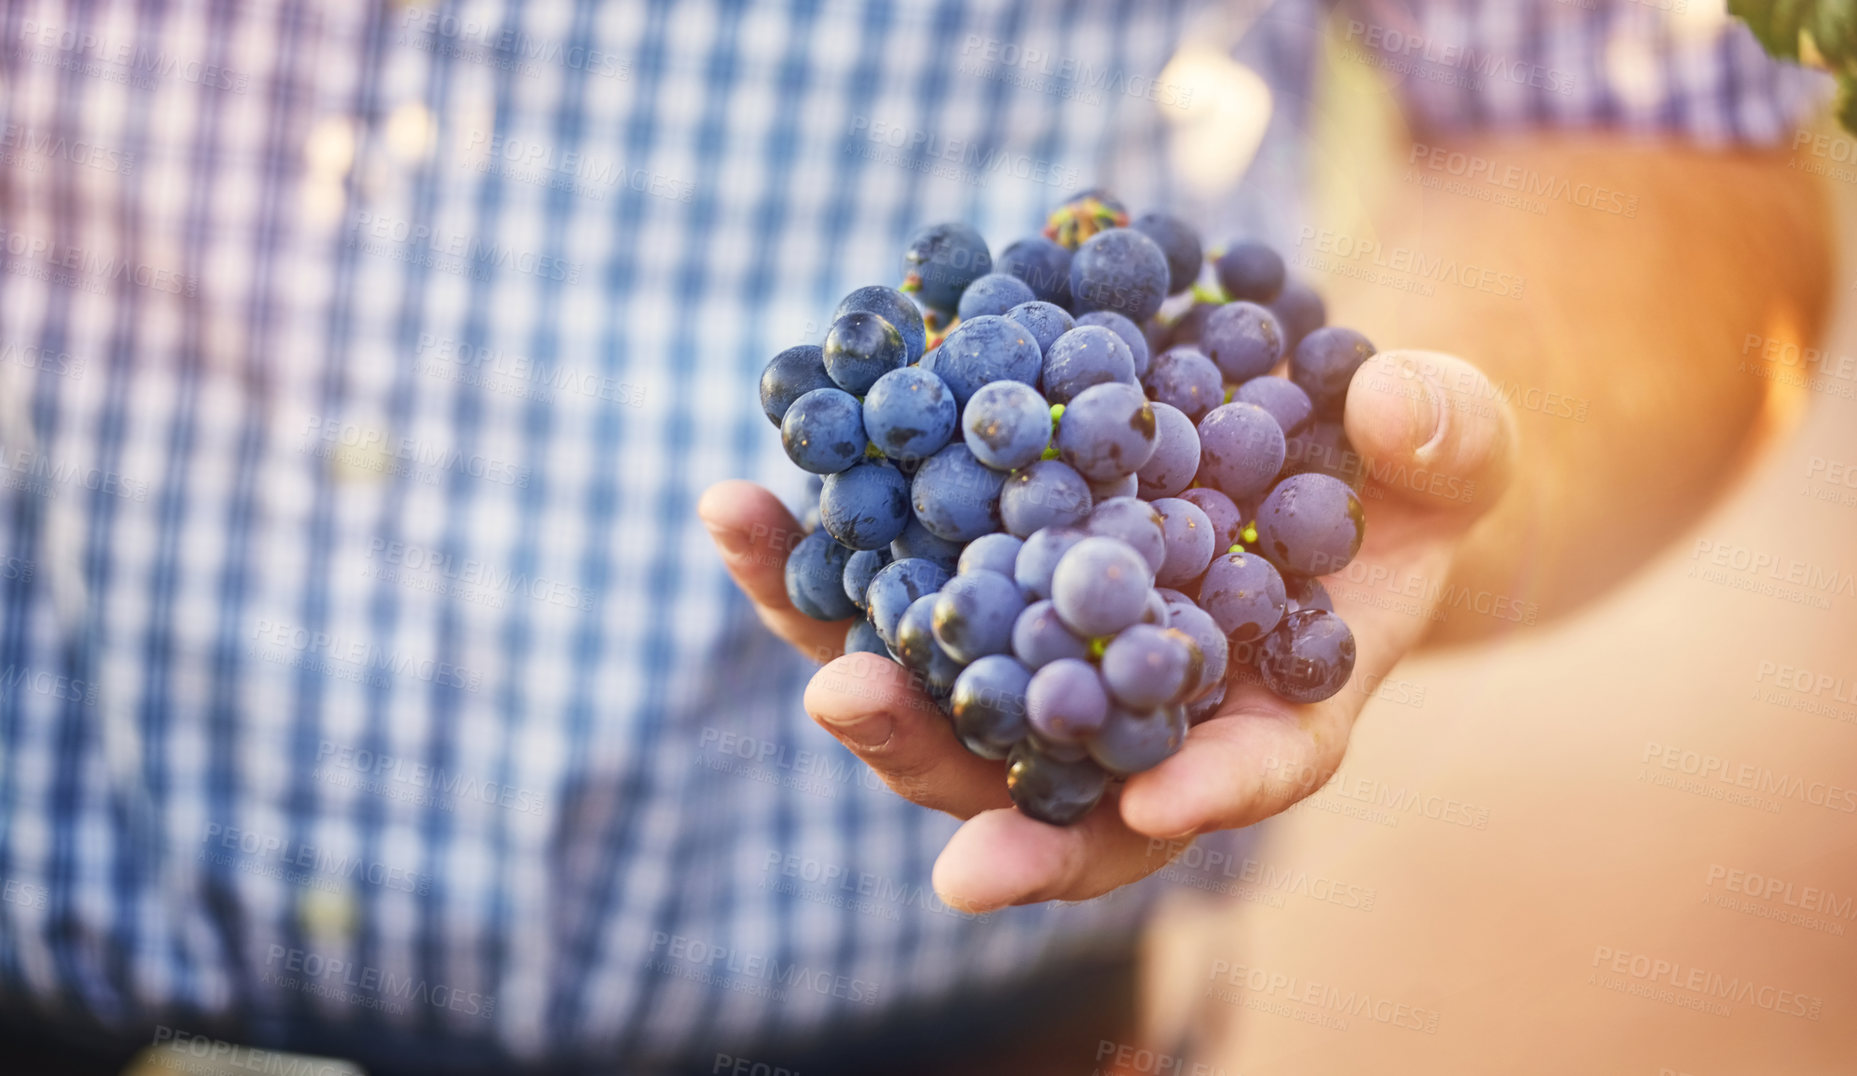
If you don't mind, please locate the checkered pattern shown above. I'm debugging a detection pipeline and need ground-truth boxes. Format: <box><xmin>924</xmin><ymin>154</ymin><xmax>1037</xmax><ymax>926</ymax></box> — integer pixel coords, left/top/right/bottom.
<box><xmin>0</xmin><ymin>0</ymin><xmax>1825</xmax><ymax>1069</ymax></box>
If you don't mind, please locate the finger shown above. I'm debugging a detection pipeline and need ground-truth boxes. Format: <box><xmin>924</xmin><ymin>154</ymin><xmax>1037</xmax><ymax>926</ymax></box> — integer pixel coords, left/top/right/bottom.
<box><xmin>697</xmin><ymin>479</ymin><xmax>847</xmax><ymax>658</ymax></box>
<box><xmin>804</xmin><ymin>652</ymin><xmax>1011</xmax><ymax>819</ymax></box>
<box><xmin>1344</xmin><ymin>349</ymin><xmax>1516</xmax><ymax>515</ymax></box>
<box><xmin>932</xmin><ymin>799</ymin><xmax>1169</xmax><ymax>912</ymax></box>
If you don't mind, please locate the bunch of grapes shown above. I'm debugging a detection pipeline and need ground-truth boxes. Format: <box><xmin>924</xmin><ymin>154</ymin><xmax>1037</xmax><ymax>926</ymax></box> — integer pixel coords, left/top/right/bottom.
<box><xmin>761</xmin><ymin>190</ymin><xmax>1373</xmax><ymax>826</ymax></box>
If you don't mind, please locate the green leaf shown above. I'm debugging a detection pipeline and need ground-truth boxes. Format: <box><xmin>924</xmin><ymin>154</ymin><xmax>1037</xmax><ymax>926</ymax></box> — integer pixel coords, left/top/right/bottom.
<box><xmin>1731</xmin><ymin>0</ymin><xmax>1812</xmax><ymax>60</ymax></box>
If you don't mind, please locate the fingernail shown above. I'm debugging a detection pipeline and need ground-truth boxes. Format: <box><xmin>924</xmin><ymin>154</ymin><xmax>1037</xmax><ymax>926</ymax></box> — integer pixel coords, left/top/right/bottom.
<box><xmin>1399</xmin><ymin>355</ymin><xmax>1447</xmax><ymax>462</ymax></box>
<box><xmin>820</xmin><ymin>709</ymin><xmax>894</xmax><ymax>751</ymax></box>
<box><xmin>702</xmin><ymin>519</ymin><xmax>747</xmax><ymax>558</ymax></box>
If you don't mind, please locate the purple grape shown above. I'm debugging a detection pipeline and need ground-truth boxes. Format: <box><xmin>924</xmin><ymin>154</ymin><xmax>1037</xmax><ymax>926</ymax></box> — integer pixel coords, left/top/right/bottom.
<box><xmin>1087</xmin><ymin>704</ymin><xmax>1188</xmax><ymax>777</ymax></box>
<box><xmin>922</xmin><ymin>314</ymin><xmax>1042</xmax><ymax>408</ymax></box>
<box><xmin>1026</xmin><ymin>658</ymin><xmax>1110</xmax><ymax>742</ymax></box>
<box><xmin>760</xmin><ymin>344</ymin><xmax>833</xmax><ymax>426</ymax></box>
<box><xmin>1076</xmin><ymin>310</ymin><xmax>1150</xmax><ymax>378</ymax></box>
<box><xmin>1150</xmin><ymin>497</ymin><xmax>1215</xmax><ymax>587</ymax></box>
<box><xmin>1050</xmin><ymin>536</ymin><xmax>1154</xmax><ymax>638</ymax></box>
<box><xmin>1027</xmin><ymin>728</ymin><xmax>1091</xmax><ymax>763</ymax></box>
<box><xmin>819</xmin><ymin>460</ymin><xmax>911</xmax><ymax>550</ymax></box>
<box><xmin>1163</xmin><ymin>301</ymin><xmax>1218</xmax><ymax>350</ymax></box>
<box><xmin>1100</xmin><ymin>624</ymin><xmax>1202</xmax><ymax>710</ymax></box>
<box><xmin>1267</xmin><ymin>278</ymin><xmax>1326</xmax><ymax>353</ymax></box>
<box><xmin>1014</xmin><ymin>526</ymin><xmax>1089</xmax><ymax>599</ymax></box>
<box><xmin>1042</xmin><ymin>325</ymin><xmax>1137</xmax><ymax>404</ymax></box>
<box><xmin>890</xmin><ymin>515</ymin><xmax>963</xmax><ymax>570</ymax></box>
<box><xmin>951</xmin><ymin>655</ymin><xmax>1033</xmax><ymax>759</ymax></box>
<box><xmin>1254</xmin><ymin>473</ymin><xmax>1365</xmax><ymax>577</ymax></box>
<box><xmin>895</xmin><ymin>594</ymin><xmax>953</xmax><ymax>673</ymax></box>
<box><xmin>780</xmin><ymin>386</ymin><xmax>867</xmax><ymax>475</ymax></box>
<box><xmin>1196</xmin><ymin>402</ymin><xmax>1287</xmax><ymax>501</ymax></box>
<box><xmin>1070</xmin><ymin>227</ymin><xmax>1171</xmax><ymax>323</ymax></box>
<box><xmin>1007</xmin><ymin>742</ymin><xmax>1109</xmax><ymax>826</ymax></box>
<box><xmin>1087</xmin><ymin>472</ymin><xmax>1140</xmax><ymax>501</ymax></box>
<box><xmin>1135</xmin><ymin>401</ymin><xmax>1201</xmax><ymax>499</ymax></box>
<box><xmin>866</xmin><ymin>558</ymin><xmax>950</xmax><ymax>647</ymax></box>
<box><xmin>959</xmin><ymin>532</ymin><xmax>1024</xmax><ymax>578</ymax></box>
<box><xmin>785</xmin><ymin>531</ymin><xmax>857</xmax><ymax>621</ymax></box>
<box><xmin>823</xmin><ymin>311</ymin><xmax>907</xmax><ymax>395</ymax></box>
<box><xmin>997</xmin><ymin>235</ymin><xmax>1073</xmax><ymax>307</ymax></box>
<box><xmin>1213</xmin><ymin>241</ymin><xmax>1285</xmax><ymax>303</ymax></box>
<box><xmin>1201</xmin><ymin>301</ymin><xmax>1284</xmax><ymax>384</ymax></box>
<box><xmin>1280</xmin><ymin>420</ymin><xmax>1364</xmax><ymax>487</ymax></box>
<box><xmin>1012</xmin><ymin>600</ymin><xmax>1092</xmax><ymax>668</ymax></box>
<box><xmin>1141</xmin><ymin>589</ymin><xmax>1171</xmax><ymax>626</ymax></box>
<box><xmin>1186</xmin><ymin>681</ymin><xmax>1226</xmax><ymax>724</ymax></box>
<box><xmin>902</xmin><ymin>221</ymin><xmax>992</xmax><ymax>312</ymax></box>
<box><xmin>957</xmin><ymin>272</ymin><xmax>1036</xmax><ymax>322</ymax></box>
<box><xmin>911</xmin><ymin>443</ymin><xmax>1006</xmax><ymax>541</ymax></box>
<box><xmin>1142</xmin><ymin>346</ymin><xmax>1223</xmax><ymax>424</ymax></box>
<box><xmin>843</xmin><ymin>547</ymin><xmax>892</xmax><ymax>611</ymax></box>
<box><xmin>1132</xmin><ymin>212</ymin><xmax>1204</xmax><ymax>295</ymax></box>
<box><xmin>836</xmin><ymin>284</ymin><xmax>927</xmax><ymax>363</ymax></box>
<box><xmin>1005</xmin><ymin>300</ymin><xmax>1075</xmax><ymax>354</ymax></box>
<box><xmin>1290</xmin><ymin>327</ymin><xmax>1375</xmax><ymax>417</ymax></box>
<box><xmin>863</xmin><ymin>365</ymin><xmax>957</xmax><ymax>462</ymax></box>
<box><xmin>1236</xmin><ymin>376</ymin><xmax>1314</xmax><ymax>437</ymax></box>
<box><xmin>1198</xmin><ymin>551</ymin><xmax>1287</xmax><ymax>642</ymax></box>
<box><xmin>1179</xmin><ymin>487</ymin><xmax>1244</xmax><ymax>553</ymax></box>
<box><xmin>962</xmin><ymin>380</ymin><xmax>1052</xmax><ymax>472</ymax></box>
<box><xmin>1054</xmin><ymin>382</ymin><xmax>1158</xmax><ymax>482</ymax></box>
<box><xmin>846</xmin><ymin>616</ymin><xmax>888</xmax><ymax>656</ymax></box>
<box><xmin>999</xmin><ymin>459</ymin><xmax>1092</xmax><ymax>537</ymax></box>
<box><xmin>1159</xmin><ymin>599</ymin><xmax>1229</xmax><ymax>699</ymax></box>
<box><xmin>932</xmin><ymin>569</ymin><xmax>1027</xmax><ymax>663</ymax></box>
<box><xmin>1087</xmin><ymin>496</ymin><xmax>1167</xmax><ymax>575</ymax></box>
<box><xmin>1285</xmin><ymin>574</ymin><xmax>1335</xmax><ymax>613</ymax></box>
<box><xmin>1258</xmin><ymin>609</ymin><xmax>1356</xmax><ymax>704</ymax></box>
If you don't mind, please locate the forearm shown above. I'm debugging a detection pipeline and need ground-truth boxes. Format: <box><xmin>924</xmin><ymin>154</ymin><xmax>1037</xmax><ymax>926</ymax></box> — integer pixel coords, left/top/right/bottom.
<box><xmin>1307</xmin><ymin>135</ymin><xmax>1835</xmax><ymax>642</ymax></box>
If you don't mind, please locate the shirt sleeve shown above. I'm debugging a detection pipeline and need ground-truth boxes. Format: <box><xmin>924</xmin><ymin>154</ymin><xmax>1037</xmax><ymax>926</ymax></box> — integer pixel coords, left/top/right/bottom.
<box><xmin>1336</xmin><ymin>0</ymin><xmax>1833</xmax><ymax>146</ymax></box>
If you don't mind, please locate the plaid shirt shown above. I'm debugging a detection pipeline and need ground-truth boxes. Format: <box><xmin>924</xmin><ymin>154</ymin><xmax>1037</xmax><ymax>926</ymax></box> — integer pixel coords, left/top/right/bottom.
<box><xmin>0</xmin><ymin>0</ymin><xmax>1825</xmax><ymax>1069</ymax></box>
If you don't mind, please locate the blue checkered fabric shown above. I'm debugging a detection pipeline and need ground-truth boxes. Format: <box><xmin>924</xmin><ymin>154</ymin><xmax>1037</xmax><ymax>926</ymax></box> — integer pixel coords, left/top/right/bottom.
<box><xmin>0</xmin><ymin>0</ymin><xmax>1826</xmax><ymax>1069</ymax></box>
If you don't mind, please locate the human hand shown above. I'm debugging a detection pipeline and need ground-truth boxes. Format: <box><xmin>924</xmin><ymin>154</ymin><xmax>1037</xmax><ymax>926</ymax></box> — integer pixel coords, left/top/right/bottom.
<box><xmin>699</xmin><ymin>350</ymin><xmax>1515</xmax><ymax>912</ymax></box>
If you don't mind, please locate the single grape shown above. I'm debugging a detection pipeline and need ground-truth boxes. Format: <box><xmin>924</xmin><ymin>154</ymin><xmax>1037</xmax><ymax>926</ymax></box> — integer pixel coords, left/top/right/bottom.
<box><xmin>1101</xmin><ymin>624</ymin><xmax>1202</xmax><ymax>710</ymax></box>
<box><xmin>922</xmin><ymin>314</ymin><xmax>1043</xmax><ymax>408</ymax></box>
<box><xmin>1290</xmin><ymin>327</ymin><xmax>1376</xmax><ymax>417</ymax></box>
<box><xmin>956</xmin><ymin>272</ymin><xmax>1036</xmax><ymax>321</ymax></box>
<box><xmin>1198</xmin><ymin>551</ymin><xmax>1287</xmax><ymax>641</ymax></box>
<box><xmin>1267</xmin><ymin>278</ymin><xmax>1326</xmax><ymax>353</ymax></box>
<box><xmin>951</xmin><ymin>655</ymin><xmax>1033</xmax><ymax>760</ymax></box>
<box><xmin>959</xmin><ymin>532</ymin><xmax>1024</xmax><ymax>578</ymax></box>
<box><xmin>1285</xmin><ymin>574</ymin><xmax>1335</xmax><ymax>613</ymax></box>
<box><xmin>1236</xmin><ymin>376</ymin><xmax>1314</xmax><ymax>437</ymax></box>
<box><xmin>863</xmin><ymin>366</ymin><xmax>957</xmax><ymax>463</ymax></box>
<box><xmin>999</xmin><ymin>459</ymin><xmax>1092</xmax><ymax>537</ymax></box>
<box><xmin>1135</xmin><ymin>401</ymin><xmax>1201</xmax><ymax>499</ymax></box>
<box><xmin>1186</xmin><ymin>681</ymin><xmax>1226</xmax><ymax>724</ymax></box>
<box><xmin>780</xmin><ymin>386</ymin><xmax>867</xmax><ymax>474</ymax></box>
<box><xmin>1196</xmin><ymin>402</ymin><xmax>1287</xmax><ymax>501</ymax></box>
<box><xmin>1070</xmin><ymin>227</ymin><xmax>1170</xmax><ymax>323</ymax></box>
<box><xmin>846</xmin><ymin>616</ymin><xmax>888</xmax><ymax>656</ymax></box>
<box><xmin>1201</xmin><ymin>301</ymin><xmax>1284</xmax><ymax>384</ymax></box>
<box><xmin>836</xmin><ymin>284</ymin><xmax>927</xmax><ymax>363</ymax></box>
<box><xmin>911</xmin><ymin>442</ymin><xmax>1006</xmax><ymax>541</ymax></box>
<box><xmin>1213</xmin><ymin>241</ymin><xmax>1285</xmax><ymax>303</ymax></box>
<box><xmin>785</xmin><ymin>531</ymin><xmax>858</xmax><ymax>621</ymax></box>
<box><xmin>890</xmin><ymin>515</ymin><xmax>963</xmax><ymax>570</ymax></box>
<box><xmin>897</xmin><ymin>594</ymin><xmax>967</xmax><ymax>699</ymax></box>
<box><xmin>1027</xmin><ymin>728</ymin><xmax>1090</xmax><ymax>762</ymax></box>
<box><xmin>843</xmin><ymin>547</ymin><xmax>892</xmax><ymax>611</ymax></box>
<box><xmin>1141</xmin><ymin>346</ymin><xmax>1223</xmax><ymax>424</ymax></box>
<box><xmin>1026</xmin><ymin>657</ymin><xmax>1111</xmax><ymax>743</ymax></box>
<box><xmin>823</xmin><ymin>312</ymin><xmax>906</xmax><ymax>395</ymax></box>
<box><xmin>932</xmin><ymin>569</ymin><xmax>1027</xmax><ymax>663</ymax></box>
<box><xmin>1007</xmin><ymin>742</ymin><xmax>1109</xmax><ymax>826</ymax></box>
<box><xmin>1054</xmin><ymin>382</ymin><xmax>1158</xmax><ymax>482</ymax></box>
<box><xmin>760</xmin><ymin>344</ymin><xmax>833</xmax><ymax>426</ymax></box>
<box><xmin>1005</xmin><ymin>300</ymin><xmax>1075</xmax><ymax>354</ymax></box>
<box><xmin>1180</xmin><ymin>488</ymin><xmax>1245</xmax><ymax>553</ymax></box>
<box><xmin>1012</xmin><ymin>600</ymin><xmax>1092</xmax><ymax>668</ymax></box>
<box><xmin>1042</xmin><ymin>325</ymin><xmax>1137</xmax><ymax>404</ymax></box>
<box><xmin>1014</xmin><ymin>526</ymin><xmax>1089</xmax><ymax>599</ymax></box>
<box><xmin>1043</xmin><ymin>188</ymin><xmax>1129</xmax><ymax>249</ymax></box>
<box><xmin>866</xmin><ymin>558</ymin><xmax>951</xmax><ymax>647</ymax></box>
<box><xmin>1086</xmin><ymin>496</ymin><xmax>1167</xmax><ymax>575</ymax></box>
<box><xmin>1087</xmin><ymin>472</ymin><xmax>1140</xmax><ymax>501</ymax></box>
<box><xmin>963</xmin><ymin>380</ymin><xmax>1052</xmax><ymax>472</ymax></box>
<box><xmin>902</xmin><ymin>221</ymin><xmax>992</xmax><ymax>312</ymax></box>
<box><xmin>997</xmin><ymin>235</ymin><xmax>1073</xmax><ymax>306</ymax></box>
<box><xmin>1087</xmin><ymin>704</ymin><xmax>1187</xmax><ymax>777</ymax></box>
<box><xmin>1162</xmin><ymin>301</ymin><xmax>1218</xmax><ymax>350</ymax></box>
<box><xmin>1132</xmin><ymin>212</ymin><xmax>1203</xmax><ymax>295</ymax></box>
<box><xmin>1151</xmin><ymin>497</ymin><xmax>1215</xmax><ymax>587</ymax></box>
<box><xmin>819</xmin><ymin>460</ymin><xmax>911</xmax><ymax>550</ymax></box>
<box><xmin>1050</xmin><ymin>535</ymin><xmax>1154</xmax><ymax>637</ymax></box>
<box><xmin>1254</xmin><ymin>473</ymin><xmax>1365</xmax><ymax>576</ymax></box>
<box><xmin>1159</xmin><ymin>599</ymin><xmax>1229</xmax><ymax>699</ymax></box>
<box><xmin>1280</xmin><ymin>419</ymin><xmax>1365</xmax><ymax>487</ymax></box>
<box><xmin>1258</xmin><ymin>609</ymin><xmax>1356</xmax><ymax>703</ymax></box>
<box><xmin>1076</xmin><ymin>310</ymin><xmax>1151</xmax><ymax>378</ymax></box>
<box><xmin>1141</xmin><ymin>588</ymin><xmax>1171</xmax><ymax>626</ymax></box>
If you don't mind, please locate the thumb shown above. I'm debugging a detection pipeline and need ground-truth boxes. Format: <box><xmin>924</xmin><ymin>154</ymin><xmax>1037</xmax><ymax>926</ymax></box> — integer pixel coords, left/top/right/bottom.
<box><xmin>1342</xmin><ymin>349</ymin><xmax>1516</xmax><ymax>515</ymax></box>
<box><xmin>698</xmin><ymin>479</ymin><xmax>848</xmax><ymax>658</ymax></box>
